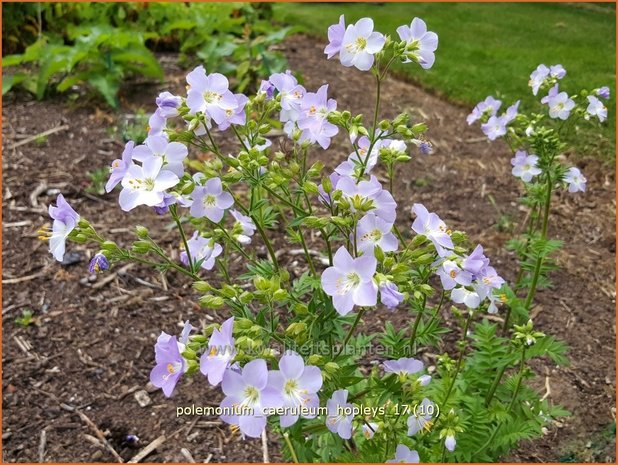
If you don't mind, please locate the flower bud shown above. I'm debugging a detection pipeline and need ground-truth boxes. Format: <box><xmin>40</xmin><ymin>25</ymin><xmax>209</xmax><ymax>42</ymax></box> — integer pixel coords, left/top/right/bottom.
<box><xmin>199</xmin><ymin>295</ymin><xmax>225</xmax><ymax>308</ymax></box>
<box><xmin>193</xmin><ymin>281</ymin><xmax>212</xmax><ymax>292</ymax></box>
<box><xmin>135</xmin><ymin>225</ymin><xmax>149</xmax><ymax>238</ymax></box>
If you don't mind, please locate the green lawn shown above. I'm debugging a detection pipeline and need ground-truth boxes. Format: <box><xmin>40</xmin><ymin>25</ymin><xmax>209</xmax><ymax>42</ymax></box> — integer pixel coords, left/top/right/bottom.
<box><xmin>274</xmin><ymin>2</ymin><xmax>616</xmax><ymax>161</ymax></box>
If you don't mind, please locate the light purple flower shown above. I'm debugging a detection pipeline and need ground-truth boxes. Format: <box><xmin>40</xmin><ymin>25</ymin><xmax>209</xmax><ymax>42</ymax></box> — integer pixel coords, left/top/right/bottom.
<box><xmin>386</xmin><ymin>445</ymin><xmax>420</xmax><ymax>463</ymax></box>
<box><xmin>503</xmin><ymin>100</ymin><xmax>520</xmax><ymax>124</ymax></box>
<box><xmin>180</xmin><ymin>231</ymin><xmax>223</xmax><ymax>271</ymax></box>
<box><xmin>437</xmin><ymin>260</ymin><xmax>473</xmax><ymax>290</ymax></box>
<box><xmin>355</xmin><ymin>212</ymin><xmax>398</xmax><ymax>255</ymax></box>
<box><xmin>545</xmin><ymin>88</ymin><xmax>575</xmax><ymax>120</ymax></box>
<box><xmin>339</xmin><ymin>18</ymin><xmax>385</xmax><ymax>71</ymax></box>
<box><xmin>586</xmin><ymin>95</ymin><xmax>607</xmax><ymax>122</ymax></box>
<box><xmin>411</xmin><ymin>203</ymin><xmax>453</xmax><ymax>257</ymax></box>
<box><xmin>153</xmin><ymin>192</ymin><xmax>178</xmax><ymax>215</ymax></box>
<box><xmin>384</xmin><ymin>357</ymin><xmax>423</xmax><ymax>377</ymax></box>
<box><xmin>326</xmin><ymin>389</ymin><xmax>354</xmax><ymax>439</ymax></box>
<box><xmin>336</xmin><ymin>136</ymin><xmax>381</xmax><ymax>176</ymax></box>
<box><xmin>445</xmin><ymin>434</ymin><xmax>457</xmax><ymax>452</ymax></box>
<box><xmin>396</xmin><ymin>17</ymin><xmax>438</xmax><ymax>69</ymax></box>
<box><xmin>150</xmin><ymin>322</ymin><xmax>192</xmax><ymax>398</ymax></box>
<box><xmin>407</xmin><ymin>397</ymin><xmax>435</xmax><ymax>435</ymax></box>
<box><xmin>47</xmin><ymin>194</ymin><xmax>80</xmax><ymax>262</ymax></box>
<box><xmin>540</xmin><ymin>84</ymin><xmax>559</xmax><ymax>105</ymax></box>
<box><xmin>190</xmin><ymin>178</ymin><xmax>234</xmax><ymax>222</ymax></box>
<box><xmin>467</xmin><ymin>96</ymin><xmax>502</xmax><ymax>125</ymax></box>
<box><xmin>88</xmin><ymin>253</ymin><xmax>109</xmax><ymax>274</ymax></box>
<box><xmin>230</xmin><ymin>209</ymin><xmax>256</xmax><ymax>244</ymax></box>
<box><xmin>596</xmin><ymin>86</ymin><xmax>610</xmax><ymax>100</ymax></box>
<box><xmin>270</xmin><ymin>70</ymin><xmax>305</xmax><ymax>123</ymax></box>
<box><xmin>298</xmin><ymin>84</ymin><xmax>339</xmax><ymax>149</ymax></box>
<box><xmin>186</xmin><ymin>65</ymin><xmax>238</xmax><ymax>126</ymax></box>
<box><xmin>511</xmin><ymin>150</ymin><xmax>542</xmax><ymax>182</ymax></box>
<box><xmin>362</xmin><ymin>422</ymin><xmax>379</xmax><ymax>439</ymax></box>
<box><xmin>119</xmin><ymin>157</ymin><xmax>179</xmax><ymax>212</ymax></box>
<box><xmin>481</xmin><ymin>115</ymin><xmax>507</xmax><ymax>141</ymax></box>
<box><xmin>325</xmin><ymin>15</ymin><xmax>346</xmax><ymax>59</ymax></box>
<box><xmin>549</xmin><ymin>64</ymin><xmax>566</xmax><ymax>79</ymax></box>
<box><xmin>380</xmin><ymin>281</ymin><xmax>404</xmax><ymax>309</ymax></box>
<box><xmin>200</xmin><ymin>317</ymin><xmax>235</xmax><ymax>386</ymax></box>
<box><xmin>148</xmin><ymin>110</ymin><xmax>167</xmax><ymax>137</ymax></box>
<box><xmin>267</xmin><ymin>351</ymin><xmax>323</xmax><ymax>427</ymax></box>
<box><xmin>529</xmin><ymin>64</ymin><xmax>550</xmax><ymax>96</ymax></box>
<box><xmin>338</xmin><ymin>175</ymin><xmax>397</xmax><ymax>223</ymax></box>
<box><xmin>451</xmin><ymin>287</ymin><xmax>481</xmax><ymax>309</ymax></box>
<box><xmin>218</xmin><ymin>93</ymin><xmax>248</xmax><ymax>131</ymax></box>
<box><xmin>105</xmin><ymin>141</ymin><xmax>135</xmax><ymax>192</ymax></box>
<box><xmin>258</xmin><ymin>80</ymin><xmax>275</xmax><ymax>100</ymax></box>
<box><xmin>564</xmin><ymin>167</ymin><xmax>586</xmax><ymax>193</ymax></box>
<box><xmin>318</xmin><ymin>171</ymin><xmax>341</xmax><ymax>206</ymax></box>
<box><xmin>156</xmin><ymin>91</ymin><xmax>182</xmax><ymax>118</ymax></box>
<box><xmin>461</xmin><ymin>244</ymin><xmax>489</xmax><ymax>275</ymax></box>
<box><xmin>476</xmin><ymin>266</ymin><xmax>506</xmax><ymax>296</ymax></box>
<box><xmin>321</xmin><ymin>246</ymin><xmax>378</xmax><ymax>316</ymax></box>
<box><xmin>219</xmin><ymin>359</ymin><xmax>283</xmax><ymax>438</ymax></box>
<box><xmin>132</xmin><ymin>135</ymin><xmax>188</xmax><ymax>177</ymax></box>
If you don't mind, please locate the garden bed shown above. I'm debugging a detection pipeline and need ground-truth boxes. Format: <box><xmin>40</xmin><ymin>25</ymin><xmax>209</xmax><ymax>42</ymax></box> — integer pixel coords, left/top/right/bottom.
<box><xmin>2</xmin><ymin>34</ymin><xmax>615</xmax><ymax>462</ymax></box>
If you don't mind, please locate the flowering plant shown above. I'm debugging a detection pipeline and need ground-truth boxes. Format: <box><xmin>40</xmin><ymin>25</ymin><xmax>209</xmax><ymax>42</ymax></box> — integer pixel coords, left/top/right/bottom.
<box><xmin>42</xmin><ymin>16</ymin><xmax>609</xmax><ymax>463</ymax></box>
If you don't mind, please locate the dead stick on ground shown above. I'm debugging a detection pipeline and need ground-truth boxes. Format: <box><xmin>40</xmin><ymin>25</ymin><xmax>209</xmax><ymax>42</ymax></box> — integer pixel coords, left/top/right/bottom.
<box><xmin>262</xmin><ymin>429</ymin><xmax>270</xmax><ymax>463</ymax></box>
<box><xmin>180</xmin><ymin>448</ymin><xmax>196</xmax><ymax>463</ymax></box>
<box><xmin>128</xmin><ymin>435</ymin><xmax>166</xmax><ymax>463</ymax></box>
<box><xmin>38</xmin><ymin>428</ymin><xmax>47</xmax><ymax>462</ymax></box>
<box><xmin>75</xmin><ymin>409</ymin><xmax>124</xmax><ymax>463</ymax></box>
<box><xmin>9</xmin><ymin>124</ymin><xmax>70</xmax><ymax>150</ymax></box>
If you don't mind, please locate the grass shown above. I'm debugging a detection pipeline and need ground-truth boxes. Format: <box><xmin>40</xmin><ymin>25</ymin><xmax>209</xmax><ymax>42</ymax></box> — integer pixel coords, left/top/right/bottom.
<box><xmin>273</xmin><ymin>2</ymin><xmax>616</xmax><ymax>161</ymax></box>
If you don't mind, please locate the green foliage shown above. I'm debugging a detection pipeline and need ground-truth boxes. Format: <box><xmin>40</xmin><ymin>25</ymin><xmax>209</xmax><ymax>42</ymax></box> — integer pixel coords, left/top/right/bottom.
<box><xmin>15</xmin><ymin>309</ymin><xmax>34</xmax><ymax>328</ymax></box>
<box><xmin>3</xmin><ymin>2</ymin><xmax>291</xmax><ymax>105</ymax></box>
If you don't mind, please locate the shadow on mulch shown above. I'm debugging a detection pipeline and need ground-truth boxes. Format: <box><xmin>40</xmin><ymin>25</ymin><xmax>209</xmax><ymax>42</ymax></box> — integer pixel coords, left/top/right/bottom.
<box><xmin>2</xmin><ymin>34</ymin><xmax>615</xmax><ymax>462</ymax></box>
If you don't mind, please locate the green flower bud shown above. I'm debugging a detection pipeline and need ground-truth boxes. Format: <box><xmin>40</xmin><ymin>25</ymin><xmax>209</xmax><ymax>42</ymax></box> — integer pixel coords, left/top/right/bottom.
<box><xmin>308</xmin><ymin>354</ymin><xmax>323</xmax><ymax>365</ymax></box>
<box><xmin>193</xmin><ymin>281</ymin><xmax>212</xmax><ymax>292</ymax></box>
<box><xmin>324</xmin><ymin>362</ymin><xmax>340</xmax><ymax>374</ymax></box>
<box><xmin>199</xmin><ymin>295</ymin><xmax>225</xmax><ymax>308</ymax></box>
<box><xmin>135</xmin><ymin>225</ymin><xmax>149</xmax><ymax>238</ymax></box>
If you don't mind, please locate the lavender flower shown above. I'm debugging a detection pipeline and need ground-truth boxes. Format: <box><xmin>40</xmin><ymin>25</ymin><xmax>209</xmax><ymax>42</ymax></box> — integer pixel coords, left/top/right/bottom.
<box><xmin>298</xmin><ymin>84</ymin><xmax>339</xmax><ymax>149</ymax></box>
<box><xmin>362</xmin><ymin>422</ymin><xmax>379</xmax><ymax>439</ymax></box>
<box><xmin>326</xmin><ymin>389</ymin><xmax>354</xmax><ymax>439</ymax></box>
<box><xmin>150</xmin><ymin>322</ymin><xmax>192</xmax><ymax>397</ymax></box>
<box><xmin>386</xmin><ymin>445</ymin><xmax>420</xmax><ymax>463</ymax></box>
<box><xmin>269</xmin><ymin>70</ymin><xmax>305</xmax><ymax>124</ymax></box>
<box><xmin>119</xmin><ymin>157</ymin><xmax>179</xmax><ymax>212</ymax></box>
<box><xmin>321</xmin><ymin>247</ymin><xmax>378</xmax><ymax>315</ymax></box>
<box><xmin>148</xmin><ymin>110</ymin><xmax>167</xmax><ymax>137</ymax></box>
<box><xmin>596</xmin><ymin>86</ymin><xmax>610</xmax><ymax>100</ymax></box>
<box><xmin>186</xmin><ymin>65</ymin><xmax>238</xmax><ymax>126</ymax></box>
<box><xmin>230</xmin><ymin>209</ymin><xmax>256</xmax><ymax>244</ymax></box>
<box><xmin>384</xmin><ymin>357</ymin><xmax>423</xmax><ymax>377</ymax></box>
<box><xmin>397</xmin><ymin>17</ymin><xmax>439</xmax><ymax>69</ymax></box>
<box><xmin>258</xmin><ymin>80</ymin><xmax>275</xmax><ymax>100</ymax></box>
<box><xmin>324</xmin><ymin>15</ymin><xmax>346</xmax><ymax>59</ymax></box>
<box><xmin>219</xmin><ymin>359</ymin><xmax>282</xmax><ymax>438</ymax></box>
<box><xmin>200</xmin><ymin>317</ymin><xmax>235</xmax><ymax>386</ymax></box>
<box><xmin>564</xmin><ymin>167</ymin><xmax>587</xmax><ymax>193</ymax></box>
<box><xmin>451</xmin><ymin>287</ymin><xmax>481</xmax><ymax>309</ymax></box>
<box><xmin>190</xmin><ymin>177</ymin><xmax>234</xmax><ymax>222</ymax></box>
<box><xmin>586</xmin><ymin>95</ymin><xmax>607</xmax><ymax>122</ymax></box>
<box><xmin>267</xmin><ymin>351</ymin><xmax>323</xmax><ymax>427</ymax></box>
<box><xmin>411</xmin><ymin>203</ymin><xmax>453</xmax><ymax>257</ymax></box>
<box><xmin>336</xmin><ymin>136</ymin><xmax>381</xmax><ymax>176</ymax></box>
<box><xmin>549</xmin><ymin>64</ymin><xmax>566</xmax><ymax>79</ymax></box>
<box><xmin>437</xmin><ymin>260</ymin><xmax>472</xmax><ymax>290</ymax></box>
<box><xmin>445</xmin><ymin>434</ymin><xmax>457</xmax><ymax>452</ymax></box>
<box><xmin>132</xmin><ymin>135</ymin><xmax>188</xmax><ymax>177</ymax></box>
<box><xmin>407</xmin><ymin>397</ymin><xmax>435</xmax><ymax>435</ymax></box>
<box><xmin>105</xmin><ymin>141</ymin><xmax>135</xmax><ymax>193</ymax></box>
<box><xmin>379</xmin><ymin>281</ymin><xmax>405</xmax><ymax>309</ymax></box>
<box><xmin>218</xmin><ymin>93</ymin><xmax>248</xmax><ymax>131</ymax></box>
<box><xmin>355</xmin><ymin>212</ymin><xmax>398</xmax><ymax>255</ymax></box>
<box><xmin>180</xmin><ymin>231</ymin><xmax>223</xmax><ymax>271</ymax></box>
<box><xmin>511</xmin><ymin>150</ymin><xmax>542</xmax><ymax>182</ymax></box>
<box><xmin>338</xmin><ymin>175</ymin><xmax>397</xmax><ymax>223</ymax></box>
<box><xmin>45</xmin><ymin>194</ymin><xmax>80</xmax><ymax>262</ymax></box>
<box><xmin>529</xmin><ymin>64</ymin><xmax>550</xmax><ymax>95</ymax></box>
<box><xmin>481</xmin><ymin>115</ymin><xmax>507</xmax><ymax>141</ymax></box>
<box><xmin>155</xmin><ymin>91</ymin><xmax>182</xmax><ymax>118</ymax></box>
<box><xmin>467</xmin><ymin>96</ymin><xmax>502</xmax><ymax>125</ymax></box>
<box><xmin>88</xmin><ymin>253</ymin><xmax>109</xmax><ymax>274</ymax></box>
<box><xmin>339</xmin><ymin>18</ymin><xmax>385</xmax><ymax>71</ymax></box>
<box><xmin>544</xmin><ymin>86</ymin><xmax>575</xmax><ymax>120</ymax></box>
<box><xmin>461</xmin><ymin>244</ymin><xmax>489</xmax><ymax>275</ymax></box>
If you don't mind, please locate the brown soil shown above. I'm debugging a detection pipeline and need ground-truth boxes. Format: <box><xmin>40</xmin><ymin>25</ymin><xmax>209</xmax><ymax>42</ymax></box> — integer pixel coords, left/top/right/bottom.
<box><xmin>2</xmin><ymin>34</ymin><xmax>615</xmax><ymax>462</ymax></box>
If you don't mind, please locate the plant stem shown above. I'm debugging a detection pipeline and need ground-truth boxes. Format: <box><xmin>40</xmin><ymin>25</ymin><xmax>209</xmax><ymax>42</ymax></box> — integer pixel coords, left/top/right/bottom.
<box><xmin>523</xmin><ymin>173</ymin><xmax>552</xmax><ymax>310</ymax></box>
<box><xmin>283</xmin><ymin>432</ymin><xmax>299</xmax><ymax>463</ymax></box>
<box><xmin>334</xmin><ymin>309</ymin><xmax>365</xmax><ymax>360</ymax></box>
<box><xmin>408</xmin><ymin>295</ymin><xmax>427</xmax><ymax>351</ymax></box>
<box><xmin>170</xmin><ymin>205</ymin><xmax>193</xmax><ymax>273</ymax></box>
<box><xmin>441</xmin><ymin>311</ymin><xmax>473</xmax><ymax>406</ymax></box>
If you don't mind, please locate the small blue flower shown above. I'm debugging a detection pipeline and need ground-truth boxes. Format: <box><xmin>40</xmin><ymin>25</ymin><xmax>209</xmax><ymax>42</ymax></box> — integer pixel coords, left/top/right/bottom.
<box><xmin>88</xmin><ymin>253</ymin><xmax>109</xmax><ymax>274</ymax></box>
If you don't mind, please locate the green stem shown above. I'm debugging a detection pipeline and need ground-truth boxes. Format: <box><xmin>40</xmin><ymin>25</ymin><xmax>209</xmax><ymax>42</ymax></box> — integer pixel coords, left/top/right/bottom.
<box><xmin>170</xmin><ymin>205</ymin><xmax>193</xmax><ymax>273</ymax></box>
<box><xmin>523</xmin><ymin>173</ymin><xmax>552</xmax><ymax>310</ymax></box>
<box><xmin>334</xmin><ymin>309</ymin><xmax>365</xmax><ymax>360</ymax></box>
<box><xmin>283</xmin><ymin>432</ymin><xmax>299</xmax><ymax>463</ymax></box>
<box><xmin>408</xmin><ymin>295</ymin><xmax>427</xmax><ymax>351</ymax></box>
<box><xmin>442</xmin><ymin>311</ymin><xmax>473</xmax><ymax>406</ymax></box>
